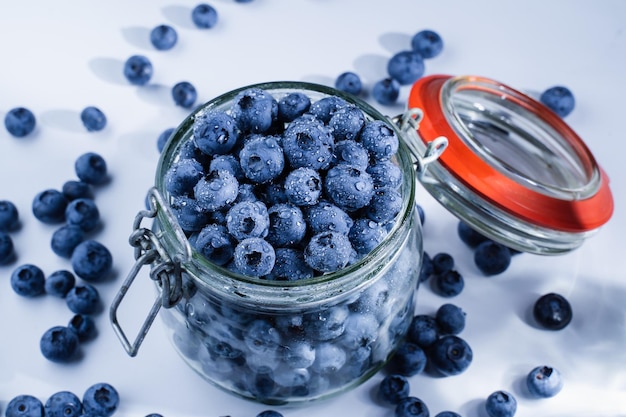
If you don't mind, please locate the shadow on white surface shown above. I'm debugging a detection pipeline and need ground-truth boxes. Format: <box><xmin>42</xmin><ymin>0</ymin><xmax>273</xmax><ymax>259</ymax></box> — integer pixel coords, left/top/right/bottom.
<box><xmin>379</xmin><ymin>32</ymin><xmax>412</xmax><ymax>55</ymax></box>
<box><xmin>161</xmin><ymin>5</ymin><xmax>196</xmax><ymax>30</ymax></box>
<box><xmin>121</xmin><ymin>26</ymin><xmax>153</xmax><ymax>51</ymax></box>
<box><xmin>353</xmin><ymin>53</ymin><xmax>388</xmax><ymax>83</ymax></box>
<box><xmin>136</xmin><ymin>83</ymin><xmax>174</xmax><ymax>107</ymax></box>
<box><xmin>39</xmin><ymin>109</ymin><xmax>84</xmax><ymax>133</ymax></box>
<box><xmin>88</xmin><ymin>57</ymin><xmax>128</xmax><ymax>85</ymax></box>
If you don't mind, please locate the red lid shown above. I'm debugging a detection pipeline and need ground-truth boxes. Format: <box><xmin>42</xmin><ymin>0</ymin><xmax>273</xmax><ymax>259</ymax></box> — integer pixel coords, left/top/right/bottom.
<box><xmin>408</xmin><ymin>75</ymin><xmax>613</xmax><ymax>233</ymax></box>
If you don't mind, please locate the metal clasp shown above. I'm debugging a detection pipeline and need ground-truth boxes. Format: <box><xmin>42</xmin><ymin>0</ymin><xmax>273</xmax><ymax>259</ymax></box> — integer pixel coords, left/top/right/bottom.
<box><xmin>109</xmin><ymin>188</ymin><xmax>191</xmax><ymax>357</ymax></box>
<box><xmin>392</xmin><ymin>108</ymin><xmax>448</xmax><ymax>177</ymax></box>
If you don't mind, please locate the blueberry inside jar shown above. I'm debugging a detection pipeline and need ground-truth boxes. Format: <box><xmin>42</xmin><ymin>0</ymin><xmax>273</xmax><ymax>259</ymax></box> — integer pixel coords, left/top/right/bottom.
<box><xmin>146</xmin><ymin>82</ymin><xmax>423</xmax><ymax>404</ymax></box>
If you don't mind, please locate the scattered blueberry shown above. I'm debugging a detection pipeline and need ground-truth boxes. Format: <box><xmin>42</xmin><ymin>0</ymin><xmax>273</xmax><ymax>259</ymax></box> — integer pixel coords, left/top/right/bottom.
<box><xmin>434</xmin><ymin>412</ymin><xmax>461</xmax><ymax>417</ymax></box>
<box><xmin>80</xmin><ymin>106</ymin><xmax>107</xmax><ymax>132</ymax></box>
<box><xmin>394</xmin><ymin>396</ymin><xmax>430</xmax><ymax>417</ymax></box>
<box><xmin>62</xmin><ymin>180</ymin><xmax>93</xmax><ymax>201</ymax></box>
<box><xmin>418</xmin><ymin>251</ymin><xmax>434</xmax><ymax>282</ymax></box>
<box><xmin>71</xmin><ymin>240</ymin><xmax>113</xmax><ymax>282</ymax></box>
<box><xmin>388</xmin><ymin>342</ymin><xmax>427</xmax><ymax>376</ymax></box>
<box><xmin>540</xmin><ymin>85</ymin><xmax>575</xmax><ymax>118</ymax></box>
<box><xmin>256</xmin><ymin>411</ymin><xmax>284</xmax><ymax>417</ymax></box>
<box><xmin>387</xmin><ymin>50</ymin><xmax>425</xmax><ymax>85</ymax></box>
<box><xmin>277</xmin><ymin>91</ymin><xmax>311</xmax><ymax>122</ymax></box>
<box><xmin>5</xmin><ymin>394</ymin><xmax>44</xmax><ymax>417</ymax></box>
<box><xmin>150</xmin><ymin>24</ymin><xmax>178</xmax><ymax>50</ymax></box>
<box><xmin>40</xmin><ymin>325</ymin><xmax>80</xmax><ymax>362</ymax></box>
<box><xmin>82</xmin><ymin>383</ymin><xmax>119</xmax><ymax>417</ymax></box>
<box><xmin>51</xmin><ymin>224</ymin><xmax>85</xmax><ymax>258</ymax></box>
<box><xmin>68</xmin><ymin>314</ymin><xmax>98</xmax><ymax>341</ymax></box>
<box><xmin>66</xmin><ymin>284</ymin><xmax>101</xmax><ymax>315</ymax></box>
<box><xmin>304</xmin><ymin>231</ymin><xmax>352</xmax><ymax>273</ymax></box>
<box><xmin>191</xmin><ymin>3</ymin><xmax>218</xmax><ymax>28</ymax></box>
<box><xmin>32</xmin><ymin>189</ymin><xmax>68</xmax><ymax>224</ymax></box>
<box><xmin>233</xmin><ymin>237</ymin><xmax>276</xmax><ymax>276</ymax></box>
<box><xmin>429</xmin><ymin>335</ymin><xmax>473</xmax><ymax>376</ymax></box>
<box><xmin>44</xmin><ymin>391</ymin><xmax>83</xmax><ymax>417</ymax></box>
<box><xmin>533</xmin><ymin>292</ymin><xmax>573</xmax><ymax>330</ymax></box>
<box><xmin>10</xmin><ymin>263</ymin><xmax>45</xmax><ymax>297</ymax></box>
<box><xmin>123</xmin><ymin>54</ymin><xmax>153</xmax><ymax>85</ymax></box>
<box><xmin>0</xmin><ymin>231</ymin><xmax>15</xmax><ymax>264</ymax></box>
<box><xmin>432</xmin><ymin>252</ymin><xmax>454</xmax><ymax>274</ymax></box>
<box><xmin>407</xmin><ymin>314</ymin><xmax>439</xmax><ymax>348</ymax></box>
<box><xmin>435</xmin><ymin>303</ymin><xmax>466</xmax><ymax>335</ymax></box>
<box><xmin>526</xmin><ymin>365</ymin><xmax>564</xmax><ymax>398</ymax></box>
<box><xmin>379</xmin><ymin>374</ymin><xmax>410</xmax><ymax>404</ymax></box>
<box><xmin>372</xmin><ymin>77</ymin><xmax>401</xmax><ymax>105</ymax></box>
<box><xmin>4</xmin><ymin>107</ymin><xmax>36</xmax><ymax>137</ymax></box>
<box><xmin>485</xmin><ymin>390</ymin><xmax>517</xmax><ymax>417</ymax></box>
<box><xmin>335</xmin><ymin>71</ymin><xmax>362</xmax><ymax>95</ymax></box>
<box><xmin>65</xmin><ymin>198</ymin><xmax>100</xmax><ymax>232</ymax></box>
<box><xmin>0</xmin><ymin>199</ymin><xmax>20</xmax><ymax>231</ymax></box>
<box><xmin>75</xmin><ymin>152</ymin><xmax>108</xmax><ymax>185</ymax></box>
<box><xmin>474</xmin><ymin>240</ymin><xmax>512</xmax><ymax>275</ymax></box>
<box><xmin>45</xmin><ymin>269</ymin><xmax>76</xmax><ymax>297</ymax></box>
<box><xmin>457</xmin><ymin>221</ymin><xmax>489</xmax><ymax>248</ymax></box>
<box><xmin>157</xmin><ymin>127</ymin><xmax>175</xmax><ymax>152</ymax></box>
<box><xmin>172</xmin><ymin>81</ymin><xmax>198</xmax><ymax>108</ymax></box>
<box><xmin>433</xmin><ymin>269</ymin><xmax>464</xmax><ymax>297</ymax></box>
<box><xmin>411</xmin><ymin>29</ymin><xmax>444</xmax><ymax>59</ymax></box>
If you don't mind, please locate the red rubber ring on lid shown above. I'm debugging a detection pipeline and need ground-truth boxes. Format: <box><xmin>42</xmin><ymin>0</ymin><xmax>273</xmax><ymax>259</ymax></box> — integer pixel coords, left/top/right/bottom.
<box><xmin>408</xmin><ymin>75</ymin><xmax>613</xmax><ymax>232</ymax></box>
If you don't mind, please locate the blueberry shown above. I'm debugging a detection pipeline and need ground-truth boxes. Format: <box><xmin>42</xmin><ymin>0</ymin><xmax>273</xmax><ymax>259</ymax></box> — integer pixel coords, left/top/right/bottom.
<box><xmin>388</xmin><ymin>50</ymin><xmax>425</xmax><ymax>85</ymax></box>
<box><xmin>333</xmin><ymin>139</ymin><xmax>369</xmax><ymax>169</ymax></box>
<box><xmin>367</xmin><ymin>160</ymin><xmax>403</xmax><ymax>189</ymax></box>
<box><xmin>526</xmin><ymin>365</ymin><xmax>563</xmax><ymax>398</ymax></box>
<box><xmin>239</xmin><ymin>136</ymin><xmax>285</xmax><ymax>183</ymax></box>
<box><xmin>75</xmin><ymin>152</ymin><xmax>108</xmax><ymax>185</ymax></box>
<box><xmin>474</xmin><ymin>240</ymin><xmax>512</xmax><ymax>275</ymax></box>
<box><xmin>366</xmin><ymin>187</ymin><xmax>402</xmax><ymax>223</ymax></box>
<box><xmin>308</xmin><ymin>95</ymin><xmax>349</xmax><ymax>123</ymax></box>
<box><xmin>51</xmin><ymin>224</ymin><xmax>84</xmax><ymax>258</ymax></box>
<box><xmin>282</xmin><ymin>115</ymin><xmax>334</xmax><ymax>170</ymax></box>
<box><xmin>434</xmin><ymin>270</ymin><xmax>464</xmax><ymax>297</ymax></box>
<box><xmin>277</xmin><ymin>92</ymin><xmax>311</xmax><ymax>122</ymax></box>
<box><xmin>540</xmin><ymin>85</ymin><xmax>575</xmax><ymax>118</ymax></box>
<box><xmin>266</xmin><ymin>203</ymin><xmax>306</xmax><ymax>247</ymax></box>
<box><xmin>5</xmin><ymin>394</ymin><xmax>44</xmax><ymax>417</ymax></box>
<box><xmin>340</xmin><ymin>313</ymin><xmax>379</xmax><ymax>349</ymax></box>
<box><xmin>305</xmin><ymin>305</ymin><xmax>349</xmax><ymax>341</ymax></box>
<box><xmin>169</xmin><ymin>196</ymin><xmax>210</xmax><ymax>233</ymax></box>
<box><xmin>335</xmin><ymin>71</ymin><xmax>363</xmax><ymax>95</ymax></box>
<box><xmin>324</xmin><ymin>164</ymin><xmax>374</xmax><ymax>212</ymax></box>
<box><xmin>0</xmin><ymin>199</ymin><xmax>20</xmax><ymax>231</ymax></box>
<box><xmin>71</xmin><ymin>240</ymin><xmax>113</xmax><ymax>282</ymax></box>
<box><xmin>191</xmin><ymin>3</ymin><xmax>218</xmax><ymax>28</ymax></box>
<box><xmin>4</xmin><ymin>107</ymin><xmax>36</xmax><ymax>137</ymax></box>
<box><xmin>434</xmin><ymin>412</ymin><xmax>461</xmax><ymax>417</ymax></box>
<box><xmin>348</xmin><ymin>218</ymin><xmax>387</xmax><ymax>254</ymax></box>
<box><xmin>284</xmin><ymin>167</ymin><xmax>322</xmax><ymax>207</ymax></box>
<box><xmin>304</xmin><ymin>201</ymin><xmax>353</xmax><ymax>235</ymax></box>
<box><xmin>32</xmin><ymin>189</ymin><xmax>68</xmax><ymax>224</ymax></box>
<box><xmin>379</xmin><ymin>374</ymin><xmax>410</xmax><ymax>405</ymax></box>
<box><xmin>45</xmin><ymin>270</ymin><xmax>76</xmax><ymax>297</ymax></box>
<box><xmin>66</xmin><ymin>284</ymin><xmax>101</xmax><ymax>315</ymax></box>
<box><xmin>40</xmin><ymin>325</ymin><xmax>80</xmax><ymax>362</ymax></box>
<box><xmin>80</xmin><ymin>106</ymin><xmax>107</xmax><ymax>132</ymax></box>
<box><xmin>210</xmin><ymin>154</ymin><xmax>245</xmax><ymax>181</ymax></box>
<box><xmin>281</xmin><ymin>339</ymin><xmax>316</xmax><ymax>368</ymax></box>
<box><xmin>485</xmin><ymin>390</ymin><xmax>517</xmax><ymax>417</ymax></box>
<box><xmin>235</xmin><ymin>182</ymin><xmax>259</xmax><ymax>203</ymax></box>
<box><xmin>62</xmin><ymin>180</ymin><xmax>93</xmax><ymax>201</ymax></box>
<box><xmin>394</xmin><ymin>396</ymin><xmax>430</xmax><ymax>417</ymax></box>
<box><xmin>432</xmin><ymin>252</ymin><xmax>454</xmax><ymax>274</ymax></box>
<box><xmin>328</xmin><ymin>105</ymin><xmax>366</xmax><ymax>141</ymax></box>
<box><xmin>435</xmin><ymin>303</ymin><xmax>466</xmax><ymax>335</ymax></box>
<box><xmin>372</xmin><ymin>77</ymin><xmax>400</xmax><ymax>105</ymax></box>
<box><xmin>418</xmin><ymin>251</ymin><xmax>434</xmax><ymax>282</ymax></box>
<box><xmin>407</xmin><ymin>314</ymin><xmax>439</xmax><ymax>348</ymax></box>
<box><xmin>226</xmin><ymin>201</ymin><xmax>270</xmax><ymax>241</ymax></box>
<box><xmin>193</xmin><ymin>224</ymin><xmax>235</xmax><ymax>266</ymax></box>
<box><xmin>65</xmin><ymin>198</ymin><xmax>100</xmax><ymax>232</ymax></box>
<box><xmin>44</xmin><ymin>391</ymin><xmax>83</xmax><ymax>417</ymax></box>
<box><xmin>258</xmin><ymin>180</ymin><xmax>288</xmax><ymax>205</ymax></box>
<box><xmin>429</xmin><ymin>335</ymin><xmax>473</xmax><ymax>376</ymax></box>
<box><xmin>193</xmin><ymin>110</ymin><xmax>240</xmax><ymax>155</ymax></box>
<box><xmin>244</xmin><ymin>319</ymin><xmax>282</xmax><ymax>355</ymax></box>
<box><xmin>68</xmin><ymin>313</ymin><xmax>97</xmax><ymax>341</ymax></box>
<box><xmin>10</xmin><ymin>264</ymin><xmax>45</xmax><ymax>297</ymax></box>
<box><xmin>150</xmin><ymin>24</ymin><xmax>178</xmax><ymax>50</ymax></box>
<box><xmin>304</xmin><ymin>231</ymin><xmax>352</xmax><ymax>273</ymax></box>
<box><xmin>194</xmin><ymin>170</ymin><xmax>239</xmax><ymax>211</ymax></box>
<box><xmin>233</xmin><ymin>237</ymin><xmax>275</xmax><ymax>276</ymax></box>
<box><xmin>256</xmin><ymin>411</ymin><xmax>283</xmax><ymax>417</ymax></box>
<box><xmin>82</xmin><ymin>383</ymin><xmax>119</xmax><ymax>417</ymax></box>
<box><xmin>360</xmin><ymin>119</ymin><xmax>399</xmax><ymax>160</ymax></box>
<box><xmin>165</xmin><ymin>157</ymin><xmax>204</xmax><ymax>196</ymax></box>
<box><xmin>266</xmin><ymin>248</ymin><xmax>313</xmax><ymax>281</ymax></box>
<box><xmin>123</xmin><ymin>55</ymin><xmax>153</xmax><ymax>85</ymax></box>
<box><xmin>533</xmin><ymin>292</ymin><xmax>573</xmax><ymax>330</ymax></box>
<box><xmin>157</xmin><ymin>127</ymin><xmax>175</xmax><ymax>152</ymax></box>
<box><xmin>312</xmin><ymin>342</ymin><xmax>347</xmax><ymax>374</ymax></box>
<box><xmin>389</xmin><ymin>342</ymin><xmax>427</xmax><ymax>377</ymax></box>
<box><xmin>230</xmin><ymin>88</ymin><xmax>278</xmax><ymax>133</ymax></box>
<box><xmin>172</xmin><ymin>81</ymin><xmax>197</xmax><ymax>108</ymax></box>
<box><xmin>411</xmin><ymin>29</ymin><xmax>444</xmax><ymax>59</ymax></box>
<box><xmin>457</xmin><ymin>221</ymin><xmax>489</xmax><ymax>248</ymax></box>
<box><xmin>0</xmin><ymin>231</ymin><xmax>14</xmax><ymax>264</ymax></box>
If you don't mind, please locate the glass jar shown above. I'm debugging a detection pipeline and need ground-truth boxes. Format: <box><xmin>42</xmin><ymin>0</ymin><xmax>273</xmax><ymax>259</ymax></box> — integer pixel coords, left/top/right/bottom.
<box><xmin>110</xmin><ymin>76</ymin><xmax>613</xmax><ymax>405</ymax></box>
<box><xmin>111</xmin><ymin>81</ymin><xmax>423</xmax><ymax>405</ymax></box>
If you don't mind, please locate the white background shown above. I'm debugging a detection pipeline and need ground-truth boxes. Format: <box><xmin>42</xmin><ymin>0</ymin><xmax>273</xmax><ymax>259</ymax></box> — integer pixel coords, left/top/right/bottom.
<box><xmin>0</xmin><ymin>1</ymin><xmax>625</xmax><ymax>416</ymax></box>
